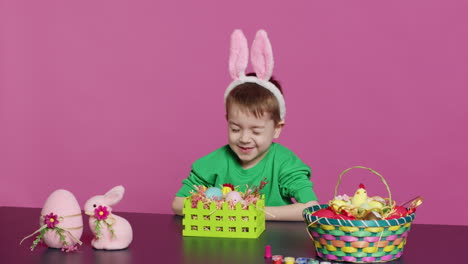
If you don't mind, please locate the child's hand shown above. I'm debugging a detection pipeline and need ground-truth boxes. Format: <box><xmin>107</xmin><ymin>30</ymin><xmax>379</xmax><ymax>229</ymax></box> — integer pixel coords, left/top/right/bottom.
<box><xmin>171</xmin><ymin>197</ymin><xmax>185</xmax><ymax>216</ymax></box>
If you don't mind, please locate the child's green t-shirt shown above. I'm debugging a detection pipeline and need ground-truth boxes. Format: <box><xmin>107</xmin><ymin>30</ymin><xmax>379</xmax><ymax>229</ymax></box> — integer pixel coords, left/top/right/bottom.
<box><xmin>175</xmin><ymin>143</ymin><xmax>317</xmax><ymax>206</ymax></box>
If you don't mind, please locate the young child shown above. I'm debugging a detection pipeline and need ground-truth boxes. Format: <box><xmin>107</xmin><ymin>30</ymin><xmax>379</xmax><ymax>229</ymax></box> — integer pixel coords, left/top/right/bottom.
<box><xmin>172</xmin><ymin>29</ymin><xmax>319</xmax><ymax>221</ymax></box>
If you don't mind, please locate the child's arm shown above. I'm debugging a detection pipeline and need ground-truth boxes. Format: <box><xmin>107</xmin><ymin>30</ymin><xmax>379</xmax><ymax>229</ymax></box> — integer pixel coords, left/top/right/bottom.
<box><xmin>265</xmin><ymin>200</ymin><xmax>319</xmax><ymax>221</ymax></box>
<box><xmin>172</xmin><ymin>160</ymin><xmax>214</xmax><ymax>216</ymax></box>
<box><xmin>273</xmin><ymin>150</ymin><xmax>319</xmax><ymax>221</ymax></box>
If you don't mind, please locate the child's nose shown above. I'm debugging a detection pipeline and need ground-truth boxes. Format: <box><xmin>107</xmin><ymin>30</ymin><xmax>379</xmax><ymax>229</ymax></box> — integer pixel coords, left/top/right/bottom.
<box><xmin>239</xmin><ymin>131</ymin><xmax>250</xmax><ymax>143</ymax></box>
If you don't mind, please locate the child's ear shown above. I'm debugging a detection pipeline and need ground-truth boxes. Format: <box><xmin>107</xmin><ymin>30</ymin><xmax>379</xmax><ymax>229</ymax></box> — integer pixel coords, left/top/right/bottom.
<box><xmin>273</xmin><ymin>121</ymin><xmax>285</xmax><ymax>139</ymax></box>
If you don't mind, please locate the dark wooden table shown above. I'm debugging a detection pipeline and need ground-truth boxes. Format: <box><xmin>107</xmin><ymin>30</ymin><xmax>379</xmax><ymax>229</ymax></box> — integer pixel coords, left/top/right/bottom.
<box><xmin>1</xmin><ymin>207</ymin><xmax>465</xmax><ymax>263</ymax></box>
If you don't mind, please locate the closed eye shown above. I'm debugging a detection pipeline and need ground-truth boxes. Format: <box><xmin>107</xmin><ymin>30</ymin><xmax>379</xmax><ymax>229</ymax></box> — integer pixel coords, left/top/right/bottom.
<box><xmin>252</xmin><ymin>127</ymin><xmax>265</xmax><ymax>135</ymax></box>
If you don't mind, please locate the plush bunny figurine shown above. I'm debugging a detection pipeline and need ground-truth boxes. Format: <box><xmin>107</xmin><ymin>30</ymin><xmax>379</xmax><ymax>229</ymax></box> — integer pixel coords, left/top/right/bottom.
<box><xmin>84</xmin><ymin>186</ymin><xmax>133</xmax><ymax>250</ymax></box>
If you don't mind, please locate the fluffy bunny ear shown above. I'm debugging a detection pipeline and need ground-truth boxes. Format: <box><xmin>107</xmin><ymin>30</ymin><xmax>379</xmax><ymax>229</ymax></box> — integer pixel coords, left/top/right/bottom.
<box><xmin>103</xmin><ymin>185</ymin><xmax>125</xmax><ymax>206</ymax></box>
<box><xmin>229</xmin><ymin>29</ymin><xmax>249</xmax><ymax>80</ymax></box>
<box><xmin>250</xmin><ymin>30</ymin><xmax>274</xmax><ymax>81</ymax></box>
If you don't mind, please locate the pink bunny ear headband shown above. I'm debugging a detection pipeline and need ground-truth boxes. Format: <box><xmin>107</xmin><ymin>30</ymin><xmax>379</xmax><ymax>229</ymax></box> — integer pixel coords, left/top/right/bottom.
<box><xmin>224</xmin><ymin>29</ymin><xmax>286</xmax><ymax>121</ymax></box>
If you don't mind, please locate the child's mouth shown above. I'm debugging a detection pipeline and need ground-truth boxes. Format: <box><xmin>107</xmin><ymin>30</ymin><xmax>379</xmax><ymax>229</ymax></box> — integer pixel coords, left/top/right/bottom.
<box><xmin>239</xmin><ymin>146</ymin><xmax>253</xmax><ymax>153</ymax></box>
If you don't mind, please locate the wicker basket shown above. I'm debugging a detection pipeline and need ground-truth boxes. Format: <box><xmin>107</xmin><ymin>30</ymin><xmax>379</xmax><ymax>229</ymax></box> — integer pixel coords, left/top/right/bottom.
<box><xmin>182</xmin><ymin>197</ymin><xmax>265</xmax><ymax>238</ymax></box>
<box><xmin>303</xmin><ymin>166</ymin><xmax>416</xmax><ymax>263</ymax></box>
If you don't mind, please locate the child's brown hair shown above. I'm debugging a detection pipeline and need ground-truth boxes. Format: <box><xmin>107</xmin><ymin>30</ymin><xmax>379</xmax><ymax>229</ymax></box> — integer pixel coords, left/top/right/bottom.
<box><xmin>225</xmin><ymin>73</ymin><xmax>283</xmax><ymax>125</ymax></box>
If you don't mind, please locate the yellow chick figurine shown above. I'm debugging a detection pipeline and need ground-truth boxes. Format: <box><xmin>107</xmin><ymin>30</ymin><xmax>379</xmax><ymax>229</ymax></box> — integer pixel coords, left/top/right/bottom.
<box><xmin>351</xmin><ymin>184</ymin><xmax>368</xmax><ymax>207</ymax></box>
<box><xmin>221</xmin><ymin>183</ymin><xmax>234</xmax><ymax>196</ymax></box>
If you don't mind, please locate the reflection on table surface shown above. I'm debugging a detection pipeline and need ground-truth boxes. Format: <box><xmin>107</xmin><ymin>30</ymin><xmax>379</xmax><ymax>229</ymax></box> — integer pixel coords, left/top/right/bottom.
<box><xmin>1</xmin><ymin>207</ymin><xmax>466</xmax><ymax>264</ymax></box>
<box><xmin>41</xmin><ymin>248</ymin><xmax>132</xmax><ymax>264</ymax></box>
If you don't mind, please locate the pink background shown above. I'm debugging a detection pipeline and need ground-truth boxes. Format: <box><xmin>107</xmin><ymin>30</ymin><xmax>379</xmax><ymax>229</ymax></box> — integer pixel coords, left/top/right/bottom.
<box><xmin>1</xmin><ymin>1</ymin><xmax>467</xmax><ymax>225</ymax></box>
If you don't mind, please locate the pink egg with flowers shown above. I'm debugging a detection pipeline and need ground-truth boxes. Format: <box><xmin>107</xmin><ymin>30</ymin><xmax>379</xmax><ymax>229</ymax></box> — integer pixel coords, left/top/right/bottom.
<box><xmin>41</xmin><ymin>189</ymin><xmax>83</xmax><ymax>248</ymax></box>
<box><xmin>225</xmin><ymin>191</ymin><xmax>243</xmax><ymax>204</ymax></box>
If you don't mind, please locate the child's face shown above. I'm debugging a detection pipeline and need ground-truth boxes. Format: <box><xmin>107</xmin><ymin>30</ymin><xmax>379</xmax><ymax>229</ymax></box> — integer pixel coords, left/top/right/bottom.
<box><xmin>227</xmin><ymin>103</ymin><xmax>284</xmax><ymax>169</ymax></box>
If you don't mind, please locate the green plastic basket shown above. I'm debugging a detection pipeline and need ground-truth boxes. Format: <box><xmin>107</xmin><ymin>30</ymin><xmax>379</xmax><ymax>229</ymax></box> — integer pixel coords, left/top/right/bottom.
<box><xmin>182</xmin><ymin>197</ymin><xmax>265</xmax><ymax>238</ymax></box>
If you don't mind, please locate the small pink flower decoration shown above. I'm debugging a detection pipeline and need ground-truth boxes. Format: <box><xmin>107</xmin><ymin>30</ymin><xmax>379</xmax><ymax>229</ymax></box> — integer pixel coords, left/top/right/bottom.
<box><xmin>94</xmin><ymin>206</ymin><xmax>109</xmax><ymax>220</ymax></box>
<box><xmin>61</xmin><ymin>244</ymin><xmax>78</xmax><ymax>253</ymax></box>
<box><xmin>44</xmin><ymin>213</ymin><xmax>59</xmax><ymax>228</ymax></box>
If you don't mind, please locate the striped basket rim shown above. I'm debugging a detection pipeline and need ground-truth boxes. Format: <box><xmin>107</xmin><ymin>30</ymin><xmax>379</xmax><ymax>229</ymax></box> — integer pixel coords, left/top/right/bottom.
<box><xmin>303</xmin><ymin>204</ymin><xmax>415</xmax><ymax>228</ymax></box>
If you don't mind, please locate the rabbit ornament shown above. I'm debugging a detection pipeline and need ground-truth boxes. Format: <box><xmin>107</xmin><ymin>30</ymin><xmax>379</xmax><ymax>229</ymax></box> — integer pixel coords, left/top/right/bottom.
<box><xmin>84</xmin><ymin>186</ymin><xmax>133</xmax><ymax>250</ymax></box>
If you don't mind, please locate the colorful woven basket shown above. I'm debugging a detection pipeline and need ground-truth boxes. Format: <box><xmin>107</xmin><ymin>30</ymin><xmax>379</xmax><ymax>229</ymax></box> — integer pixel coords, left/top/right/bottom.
<box><xmin>182</xmin><ymin>197</ymin><xmax>265</xmax><ymax>238</ymax></box>
<box><xmin>303</xmin><ymin>166</ymin><xmax>416</xmax><ymax>263</ymax></box>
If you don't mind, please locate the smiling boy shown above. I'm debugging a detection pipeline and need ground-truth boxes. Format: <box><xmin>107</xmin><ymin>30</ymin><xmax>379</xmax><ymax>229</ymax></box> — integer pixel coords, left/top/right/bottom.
<box><xmin>171</xmin><ymin>30</ymin><xmax>318</xmax><ymax>221</ymax></box>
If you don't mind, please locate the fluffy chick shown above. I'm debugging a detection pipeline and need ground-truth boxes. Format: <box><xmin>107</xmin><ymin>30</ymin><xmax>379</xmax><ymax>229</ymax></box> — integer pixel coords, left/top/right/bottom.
<box><xmin>351</xmin><ymin>183</ymin><xmax>368</xmax><ymax>207</ymax></box>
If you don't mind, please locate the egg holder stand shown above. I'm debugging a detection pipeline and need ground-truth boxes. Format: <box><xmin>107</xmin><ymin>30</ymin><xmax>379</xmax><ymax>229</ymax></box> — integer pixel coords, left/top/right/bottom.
<box><xmin>182</xmin><ymin>196</ymin><xmax>265</xmax><ymax>238</ymax></box>
<box><xmin>302</xmin><ymin>166</ymin><xmax>416</xmax><ymax>263</ymax></box>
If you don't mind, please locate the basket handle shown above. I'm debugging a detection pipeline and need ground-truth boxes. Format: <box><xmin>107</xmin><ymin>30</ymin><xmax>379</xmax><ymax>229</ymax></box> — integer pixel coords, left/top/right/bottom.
<box><xmin>334</xmin><ymin>166</ymin><xmax>393</xmax><ymax>204</ymax></box>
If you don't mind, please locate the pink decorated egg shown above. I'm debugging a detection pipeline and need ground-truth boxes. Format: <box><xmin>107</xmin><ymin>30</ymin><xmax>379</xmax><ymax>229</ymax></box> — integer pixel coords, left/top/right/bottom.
<box><xmin>41</xmin><ymin>189</ymin><xmax>83</xmax><ymax>248</ymax></box>
<box><xmin>225</xmin><ymin>191</ymin><xmax>243</xmax><ymax>204</ymax></box>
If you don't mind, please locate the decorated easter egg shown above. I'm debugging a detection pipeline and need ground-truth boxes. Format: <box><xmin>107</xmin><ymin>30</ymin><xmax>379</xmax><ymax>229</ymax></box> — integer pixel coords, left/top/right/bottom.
<box><xmin>369</xmin><ymin>200</ymin><xmax>384</xmax><ymax>209</ymax></box>
<box><xmin>312</xmin><ymin>208</ymin><xmax>336</xmax><ymax>218</ymax></box>
<box><xmin>41</xmin><ymin>189</ymin><xmax>83</xmax><ymax>248</ymax></box>
<box><xmin>205</xmin><ymin>187</ymin><xmax>223</xmax><ymax>200</ymax></box>
<box><xmin>363</xmin><ymin>210</ymin><xmax>382</xmax><ymax>220</ymax></box>
<box><xmin>334</xmin><ymin>213</ymin><xmax>356</xmax><ymax>220</ymax></box>
<box><xmin>360</xmin><ymin>203</ymin><xmax>371</xmax><ymax>209</ymax></box>
<box><xmin>225</xmin><ymin>191</ymin><xmax>243</xmax><ymax>204</ymax></box>
<box><xmin>386</xmin><ymin>206</ymin><xmax>409</xmax><ymax>219</ymax></box>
